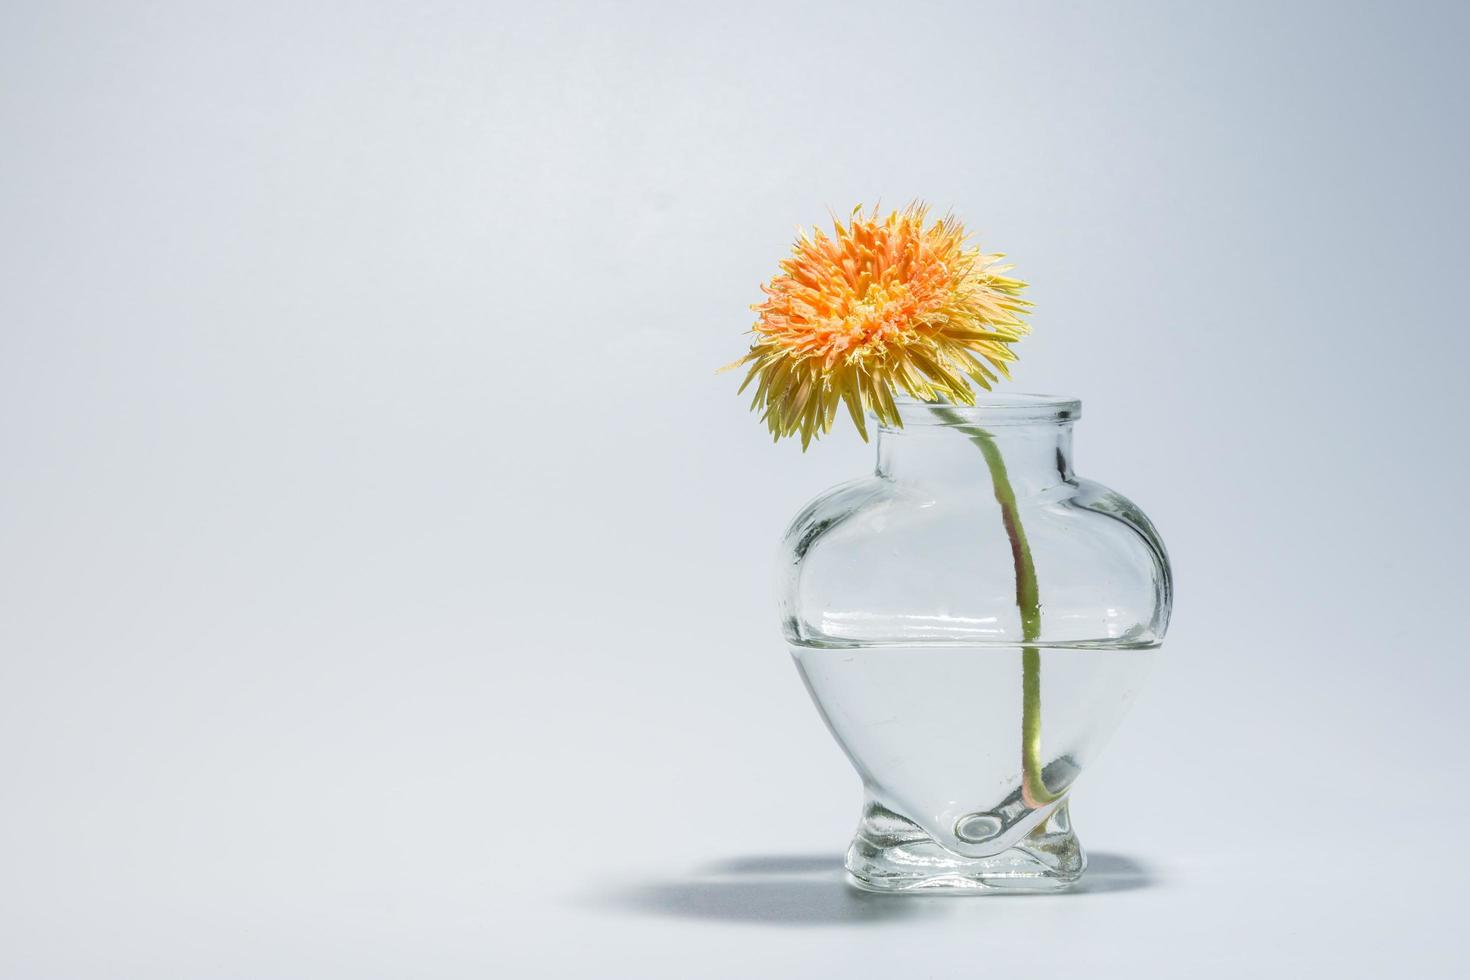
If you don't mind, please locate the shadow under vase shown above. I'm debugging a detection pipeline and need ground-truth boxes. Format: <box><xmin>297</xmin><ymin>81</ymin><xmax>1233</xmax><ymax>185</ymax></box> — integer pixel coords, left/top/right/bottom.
<box><xmin>596</xmin><ymin>846</ymin><xmax>1154</xmax><ymax>927</ymax></box>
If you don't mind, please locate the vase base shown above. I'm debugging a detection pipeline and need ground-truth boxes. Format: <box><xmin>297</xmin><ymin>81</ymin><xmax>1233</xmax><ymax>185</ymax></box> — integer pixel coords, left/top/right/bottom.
<box><xmin>845</xmin><ymin>798</ymin><xmax>1084</xmax><ymax>893</ymax></box>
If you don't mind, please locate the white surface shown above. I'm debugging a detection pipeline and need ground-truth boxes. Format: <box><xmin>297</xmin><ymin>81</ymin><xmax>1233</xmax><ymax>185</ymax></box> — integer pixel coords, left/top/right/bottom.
<box><xmin>2</xmin><ymin>2</ymin><xmax>1467</xmax><ymax>977</ymax></box>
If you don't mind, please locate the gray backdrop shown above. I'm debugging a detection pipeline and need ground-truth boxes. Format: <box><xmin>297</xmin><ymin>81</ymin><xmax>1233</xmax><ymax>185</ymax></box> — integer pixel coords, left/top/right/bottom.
<box><xmin>2</xmin><ymin>2</ymin><xmax>1466</xmax><ymax>977</ymax></box>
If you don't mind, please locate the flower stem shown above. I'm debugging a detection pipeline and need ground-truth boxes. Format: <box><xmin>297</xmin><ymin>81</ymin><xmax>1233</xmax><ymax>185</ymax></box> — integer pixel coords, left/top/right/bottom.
<box><xmin>928</xmin><ymin>406</ymin><xmax>1061</xmax><ymax>809</ymax></box>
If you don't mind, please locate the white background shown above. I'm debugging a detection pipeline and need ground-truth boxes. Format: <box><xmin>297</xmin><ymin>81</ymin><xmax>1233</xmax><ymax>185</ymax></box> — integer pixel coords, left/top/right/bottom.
<box><xmin>2</xmin><ymin>2</ymin><xmax>1467</xmax><ymax>977</ymax></box>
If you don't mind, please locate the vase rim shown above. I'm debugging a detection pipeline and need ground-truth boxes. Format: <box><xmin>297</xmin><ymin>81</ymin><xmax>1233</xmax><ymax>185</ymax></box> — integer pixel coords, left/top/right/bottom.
<box><xmin>883</xmin><ymin>392</ymin><xmax>1081</xmax><ymax>427</ymax></box>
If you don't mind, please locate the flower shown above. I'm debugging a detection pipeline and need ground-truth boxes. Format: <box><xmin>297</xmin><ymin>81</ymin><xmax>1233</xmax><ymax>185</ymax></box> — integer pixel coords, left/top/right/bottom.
<box><xmin>728</xmin><ymin>204</ymin><xmax>1032</xmax><ymax>447</ymax></box>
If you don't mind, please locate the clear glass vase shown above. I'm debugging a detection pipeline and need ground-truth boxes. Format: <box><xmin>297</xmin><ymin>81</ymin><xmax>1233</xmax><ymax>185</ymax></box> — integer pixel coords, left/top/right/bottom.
<box><xmin>780</xmin><ymin>394</ymin><xmax>1172</xmax><ymax>892</ymax></box>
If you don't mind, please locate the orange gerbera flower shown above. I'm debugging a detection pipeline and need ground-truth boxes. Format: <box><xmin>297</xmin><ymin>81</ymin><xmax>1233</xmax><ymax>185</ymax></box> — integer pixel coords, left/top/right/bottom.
<box><xmin>729</xmin><ymin>204</ymin><xmax>1032</xmax><ymax>447</ymax></box>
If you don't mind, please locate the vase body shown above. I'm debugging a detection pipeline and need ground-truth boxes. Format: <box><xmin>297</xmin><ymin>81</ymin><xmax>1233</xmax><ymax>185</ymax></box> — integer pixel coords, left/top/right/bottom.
<box><xmin>780</xmin><ymin>394</ymin><xmax>1172</xmax><ymax>892</ymax></box>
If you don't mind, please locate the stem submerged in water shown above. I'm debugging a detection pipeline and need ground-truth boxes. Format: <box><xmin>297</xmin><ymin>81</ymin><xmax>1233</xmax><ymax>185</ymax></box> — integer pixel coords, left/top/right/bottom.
<box><xmin>928</xmin><ymin>406</ymin><xmax>1060</xmax><ymax>808</ymax></box>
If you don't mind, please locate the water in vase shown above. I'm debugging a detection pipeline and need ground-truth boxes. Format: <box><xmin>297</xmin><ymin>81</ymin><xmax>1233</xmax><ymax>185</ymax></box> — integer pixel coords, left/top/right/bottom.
<box><xmin>791</xmin><ymin>643</ymin><xmax>1155</xmax><ymax>890</ymax></box>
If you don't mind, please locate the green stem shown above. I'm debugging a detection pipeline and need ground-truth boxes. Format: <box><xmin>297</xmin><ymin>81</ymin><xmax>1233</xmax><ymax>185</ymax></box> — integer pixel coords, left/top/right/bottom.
<box><xmin>929</xmin><ymin>406</ymin><xmax>1060</xmax><ymax>808</ymax></box>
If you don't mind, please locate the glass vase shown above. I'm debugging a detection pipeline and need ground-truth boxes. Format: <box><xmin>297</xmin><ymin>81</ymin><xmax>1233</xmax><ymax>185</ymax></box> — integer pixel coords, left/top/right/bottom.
<box><xmin>780</xmin><ymin>394</ymin><xmax>1172</xmax><ymax>892</ymax></box>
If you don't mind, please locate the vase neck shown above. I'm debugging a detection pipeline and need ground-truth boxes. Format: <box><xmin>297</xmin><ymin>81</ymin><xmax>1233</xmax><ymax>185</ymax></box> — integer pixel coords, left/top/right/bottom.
<box><xmin>875</xmin><ymin>420</ymin><xmax>1075</xmax><ymax>492</ymax></box>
